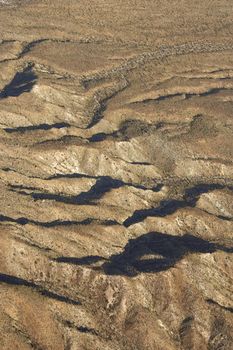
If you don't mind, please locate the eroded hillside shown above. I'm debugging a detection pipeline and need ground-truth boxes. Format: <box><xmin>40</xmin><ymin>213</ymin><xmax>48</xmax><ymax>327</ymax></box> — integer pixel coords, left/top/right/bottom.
<box><xmin>0</xmin><ymin>1</ymin><xmax>233</xmax><ymax>349</ymax></box>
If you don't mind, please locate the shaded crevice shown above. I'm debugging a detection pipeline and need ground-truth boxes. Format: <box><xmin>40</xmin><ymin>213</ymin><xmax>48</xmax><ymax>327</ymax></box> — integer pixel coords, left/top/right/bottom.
<box><xmin>4</xmin><ymin>122</ymin><xmax>71</xmax><ymax>133</ymax></box>
<box><xmin>47</xmin><ymin>172</ymin><xmax>233</xmax><ymax>187</ymax></box>
<box><xmin>124</xmin><ymin>199</ymin><xmax>186</xmax><ymax>227</ymax></box>
<box><xmin>123</xmin><ymin>183</ymin><xmax>232</xmax><ymax>227</ymax></box>
<box><xmin>88</xmin><ymin>119</ymin><xmax>189</xmax><ymax>143</ymax></box>
<box><xmin>0</xmin><ymin>214</ymin><xmax>119</xmax><ymax>228</ymax></box>
<box><xmin>130</xmin><ymin>87</ymin><xmax>232</xmax><ymax>105</ymax></box>
<box><xmin>206</xmin><ymin>299</ymin><xmax>233</xmax><ymax>313</ymax></box>
<box><xmin>34</xmin><ymin>135</ymin><xmax>86</xmax><ymax>147</ymax></box>
<box><xmin>88</xmin><ymin>132</ymin><xmax>110</xmax><ymax>142</ymax></box>
<box><xmin>179</xmin><ymin>316</ymin><xmax>194</xmax><ymax>343</ymax></box>
<box><xmin>10</xmin><ymin>177</ymin><xmax>125</xmax><ymax>205</ymax></box>
<box><xmin>19</xmin><ymin>38</ymin><xmax>78</xmax><ymax>58</ymax></box>
<box><xmin>54</xmin><ymin>232</ymin><xmax>232</xmax><ymax>277</ymax></box>
<box><xmin>87</xmin><ymin>100</ymin><xmax>108</xmax><ymax>129</ymax></box>
<box><xmin>86</xmin><ymin>82</ymin><xmax>128</xmax><ymax>129</ymax></box>
<box><xmin>62</xmin><ymin>319</ymin><xmax>98</xmax><ymax>336</ymax></box>
<box><xmin>5</xmin><ymin>182</ymin><xmax>233</xmax><ymax>228</ymax></box>
<box><xmin>14</xmin><ymin>236</ymin><xmax>52</xmax><ymax>252</ymax></box>
<box><xmin>9</xmin><ymin>176</ymin><xmax>163</xmax><ymax>205</ymax></box>
<box><xmin>31</xmin><ymin>117</ymin><xmax>189</xmax><ymax>145</ymax></box>
<box><xmin>0</xmin><ymin>167</ymin><xmax>44</xmax><ymax>179</ymax></box>
<box><xmin>0</xmin><ymin>39</ymin><xmax>17</xmax><ymax>44</ymax></box>
<box><xmin>130</xmin><ymin>161</ymin><xmax>152</xmax><ymax>165</ymax></box>
<box><xmin>47</xmin><ymin>173</ymin><xmax>101</xmax><ymax>180</ymax></box>
<box><xmin>9</xmin><ymin>184</ymin><xmax>39</xmax><ymax>192</ymax></box>
<box><xmin>87</xmin><ymin>119</ymin><xmax>154</xmax><ymax>143</ymax></box>
<box><xmin>76</xmin><ymin>325</ymin><xmax>98</xmax><ymax>335</ymax></box>
<box><xmin>0</xmin><ymin>57</ymin><xmax>18</xmax><ymax>64</ymax></box>
<box><xmin>56</xmin><ymin>256</ymin><xmax>108</xmax><ymax>265</ymax></box>
<box><xmin>19</xmin><ymin>39</ymin><xmax>49</xmax><ymax>57</ymax></box>
<box><xmin>131</xmin><ymin>92</ymin><xmax>185</xmax><ymax>104</ymax></box>
<box><xmin>0</xmin><ymin>65</ymin><xmax>37</xmax><ymax>98</ymax></box>
<box><xmin>184</xmin><ymin>183</ymin><xmax>230</xmax><ymax>204</ymax></box>
<box><xmin>0</xmin><ymin>273</ymin><xmax>81</xmax><ymax>305</ymax></box>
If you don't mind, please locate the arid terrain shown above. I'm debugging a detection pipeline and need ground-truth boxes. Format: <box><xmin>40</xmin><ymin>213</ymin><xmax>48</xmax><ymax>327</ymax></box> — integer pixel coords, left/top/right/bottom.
<box><xmin>0</xmin><ymin>1</ymin><xmax>233</xmax><ymax>349</ymax></box>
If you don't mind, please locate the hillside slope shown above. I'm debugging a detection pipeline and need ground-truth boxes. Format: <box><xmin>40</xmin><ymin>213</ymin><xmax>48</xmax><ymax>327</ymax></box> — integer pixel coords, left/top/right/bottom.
<box><xmin>0</xmin><ymin>1</ymin><xmax>233</xmax><ymax>349</ymax></box>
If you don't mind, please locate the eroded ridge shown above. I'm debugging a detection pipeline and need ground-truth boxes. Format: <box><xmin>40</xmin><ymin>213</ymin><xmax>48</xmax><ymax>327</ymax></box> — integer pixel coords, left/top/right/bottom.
<box><xmin>0</xmin><ymin>1</ymin><xmax>233</xmax><ymax>349</ymax></box>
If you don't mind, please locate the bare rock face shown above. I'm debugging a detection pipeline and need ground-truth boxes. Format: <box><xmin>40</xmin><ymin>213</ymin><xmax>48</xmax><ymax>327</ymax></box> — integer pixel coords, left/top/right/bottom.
<box><xmin>0</xmin><ymin>1</ymin><xmax>233</xmax><ymax>349</ymax></box>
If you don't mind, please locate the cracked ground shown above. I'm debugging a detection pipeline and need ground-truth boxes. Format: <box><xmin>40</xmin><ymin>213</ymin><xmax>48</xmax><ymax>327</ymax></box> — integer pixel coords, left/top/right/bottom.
<box><xmin>0</xmin><ymin>1</ymin><xmax>233</xmax><ymax>349</ymax></box>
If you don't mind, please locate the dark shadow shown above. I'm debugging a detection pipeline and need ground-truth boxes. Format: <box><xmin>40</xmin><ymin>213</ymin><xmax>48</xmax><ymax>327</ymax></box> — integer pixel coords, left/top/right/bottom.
<box><xmin>124</xmin><ymin>183</ymin><xmax>233</xmax><ymax>227</ymax></box>
<box><xmin>184</xmin><ymin>183</ymin><xmax>227</xmax><ymax>205</ymax></box>
<box><xmin>0</xmin><ymin>214</ymin><xmax>92</xmax><ymax>227</ymax></box>
<box><xmin>9</xmin><ymin>181</ymin><xmax>231</xmax><ymax>223</ymax></box>
<box><xmin>191</xmin><ymin>87</ymin><xmax>231</xmax><ymax>98</ymax></box>
<box><xmin>88</xmin><ymin>132</ymin><xmax>109</xmax><ymax>142</ymax></box>
<box><xmin>47</xmin><ymin>171</ymin><xmax>161</xmax><ymax>190</ymax></box>
<box><xmin>54</xmin><ymin>232</ymin><xmax>233</xmax><ymax>277</ymax></box>
<box><xmin>131</xmin><ymin>92</ymin><xmax>185</xmax><ymax>105</ymax></box>
<box><xmin>76</xmin><ymin>326</ymin><xmax>98</xmax><ymax>335</ymax></box>
<box><xmin>0</xmin><ymin>214</ymin><xmax>118</xmax><ymax>228</ymax></box>
<box><xmin>10</xmin><ymin>176</ymin><xmax>163</xmax><ymax>205</ymax></box>
<box><xmin>68</xmin><ymin>176</ymin><xmax>123</xmax><ymax>203</ymax></box>
<box><xmin>62</xmin><ymin>319</ymin><xmax>98</xmax><ymax>336</ymax></box>
<box><xmin>130</xmin><ymin>161</ymin><xmax>152</xmax><ymax>165</ymax></box>
<box><xmin>130</xmin><ymin>88</ymin><xmax>231</xmax><ymax>105</ymax></box>
<box><xmin>87</xmin><ymin>101</ymin><xmax>107</xmax><ymax>129</ymax></box>
<box><xmin>124</xmin><ymin>199</ymin><xmax>186</xmax><ymax>227</ymax></box>
<box><xmin>4</xmin><ymin>122</ymin><xmax>70</xmax><ymax>133</ymax></box>
<box><xmin>56</xmin><ymin>256</ymin><xmax>108</xmax><ymax>265</ymax></box>
<box><xmin>47</xmin><ymin>172</ymin><xmax>161</xmax><ymax>192</ymax></box>
<box><xmin>87</xmin><ymin>120</ymin><xmax>153</xmax><ymax>143</ymax></box>
<box><xmin>86</xmin><ymin>87</ymin><xmax>127</xmax><ymax>129</ymax></box>
<box><xmin>10</xmin><ymin>177</ymin><xmax>123</xmax><ymax>205</ymax></box>
<box><xmin>0</xmin><ymin>66</ymin><xmax>37</xmax><ymax>99</ymax></box>
<box><xmin>47</xmin><ymin>172</ymin><xmax>97</xmax><ymax>180</ymax></box>
<box><xmin>0</xmin><ymin>273</ymin><xmax>80</xmax><ymax>305</ymax></box>
<box><xmin>206</xmin><ymin>299</ymin><xmax>233</xmax><ymax>313</ymax></box>
<box><xmin>6</xmin><ymin>181</ymin><xmax>232</xmax><ymax>227</ymax></box>
<box><xmin>19</xmin><ymin>39</ymin><xmax>48</xmax><ymax>57</ymax></box>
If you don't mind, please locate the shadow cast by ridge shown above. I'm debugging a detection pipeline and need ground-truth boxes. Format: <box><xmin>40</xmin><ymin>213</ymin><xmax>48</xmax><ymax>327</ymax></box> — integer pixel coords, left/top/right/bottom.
<box><xmin>0</xmin><ymin>273</ymin><xmax>81</xmax><ymax>305</ymax></box>
<box><xmin>4</xmin><ymin>122</ymin><xmax>70</xmax><ymax>133</ymax></box>
<box><xmin>0</xmin><ymin>66</ymin><xmax>37</xmax><ymax>99</ymax></box>
<box><xmin>10</xmin><ymin>175</ymin><xmax>162</xmax><ymax>205</ymax></box>
<box><xmin>123</xmin><ymin>183</ymin><xmax>232</xmax><ymax>226</ymax></box>
<box><xmin>55</xmin><ymin>232</ymin><xmax>233</xmax><ymax>277</ymax></box>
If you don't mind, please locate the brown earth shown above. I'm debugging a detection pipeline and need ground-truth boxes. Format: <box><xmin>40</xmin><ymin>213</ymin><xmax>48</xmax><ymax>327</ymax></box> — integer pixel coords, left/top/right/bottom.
<box><xmin>0</xmin><ymin>1</ymin><xmax>233</xmax><ymax>349</ymax></box>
